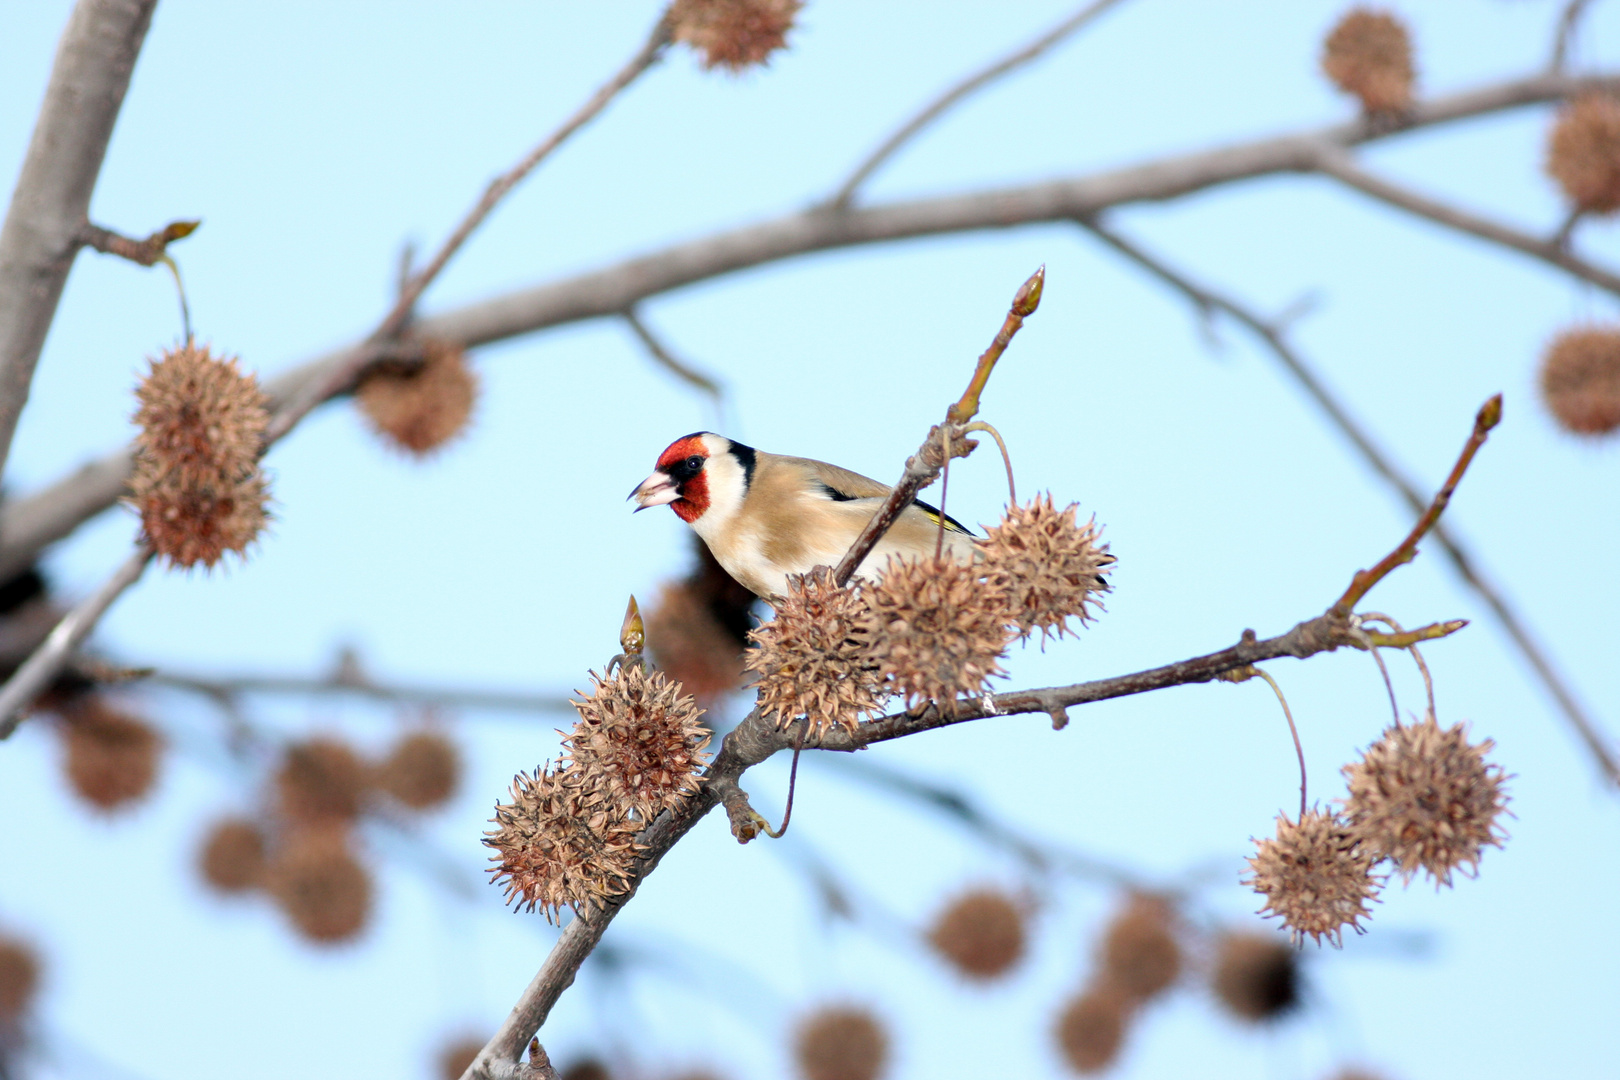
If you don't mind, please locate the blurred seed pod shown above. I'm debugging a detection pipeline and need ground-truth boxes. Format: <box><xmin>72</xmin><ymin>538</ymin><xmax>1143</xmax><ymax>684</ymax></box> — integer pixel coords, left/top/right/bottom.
<box><xmin>0</xmin><ymin>566</ymin><xmax>63</xmax><ymax>683</ymax></box>
<box><xmin>275</xmin><ymin>736</ymin><xmax>369</xmax><ymax>824</ymax></box>
<box><xmin>0</xmin><ymin>935</ymin><xmax>41</xmax><ymax>1023</ymax></box>
<box><xmin>1546</xmin><ymin>94</ymin><xmax>1620</xmax><ymax>214</ymax></box>
<box><xmin>266</xmin><ymin>827</ymin><xmax>373</xmax><ymax>943</ymax></box>
<box><xmin>862</xmin><ymin>555</ymin><xmax>1013</xmax><ymax>714</ymax></box>
<box><xmin>1320</xmin><ymin>7</ymin><xmax>1414</xmax><ymax>114</ymax></box>
<box><xmin>669</xmin><ymin>0</ymin><xmax>802</xmax><ymax>71</ymax></box>
<box><xmin>646</xmin><ymin>541</ymin><xmax>756</xmax><ymax>702</ymax></box>
<box><xmin>559</xmin><ymin>1059</ymin><xmax>613</xmax><ymax>1080</ymax></box>
<box><xmin>1325</xmin><ymin>1070</ymin><xmax>1390</xmax><ymax>1080</ymax></box>
<box><xmin>198</xmin><ymin>816</ymin><xmax>267</xmax><ymax>894</ymax></box>
<box><xmin>376</xmin><ymin>729</ymin><xmax>460</xmax><ymax>811</ymax></box>
<box><xmin>793</xmin><ymin>1006</ymin><xmax>888</xmax><ymax>1080</ymax></box>
<box><xmin>1210</xmin><ymin>932</ymin><xmax>1300</xmax><ymax>1023</ymax></box>
<box><xmin>748</xmin><ymin>568</ymin><xmax>885</xmax><ymax>741</ymax></box>
<box><xmin>1341</xmin><ymin>713</ymin><xmax>1510</xmax><ymax>887</ymax></box>
<box><xmin>1246</xmin><ymin>808</ymin><xmax>1381</xmax><ymax>946</ymax></box>
<box><xmin>1054</xmin><ymin>985</ymin><xmax>1130</xmax><ymax>1075</ymax></box>
<box><xmin>436</xmin><ymin>1035</ymin><xmax>488</xmax><ymax>1080</ymax></box>
<box><xmin>979</xmin><ymin>494</ymin><xmax>1111</xmax><ymax>644</ymax></box>
<box><xmin>1540</xmin><ymin>326</ymin><xmax>1620</xmax><ymax>436</ymax></box>
<box><xmin>356</xmin><ymin>339</ymin><xmax>477</xmax><ymax>455</ymax></box>
<box><xmin>133</xmin><ymin>471</ymin><xmax>271</xmax><ymax>570</ymax></box>
<box><xmin>927</xmin><ymin>887</ymin><xmax>1026</xmax><ymax>981</ymax></box>
<box><xmin>59</xmin><ymin>696</ymin><xmax>162</xmax><ymax>811</ymax></box>
<box><xmin>1098</xmin><ymin>894</ymin><xmax>1181</xmax><ymax>1003</ymax></box>
<box><xmin>565</xmin><ymin>665</ymin><xmax>710</xmax><ymax>820</ymax></box>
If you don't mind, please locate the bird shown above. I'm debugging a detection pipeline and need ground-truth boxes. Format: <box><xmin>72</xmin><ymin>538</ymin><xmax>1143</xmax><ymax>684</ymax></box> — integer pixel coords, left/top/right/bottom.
<box><xmin>629</xmin><ymin>432</ymin><xmax>979</xmax><ymax>599</ymax></box>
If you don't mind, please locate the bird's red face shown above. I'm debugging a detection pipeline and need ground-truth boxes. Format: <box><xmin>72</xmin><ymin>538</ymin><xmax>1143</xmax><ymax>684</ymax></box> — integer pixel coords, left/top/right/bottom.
<box><xmin>630</xmin><ymin>433</ymin><xmax>712</xmax><ymax>523</ymax></box>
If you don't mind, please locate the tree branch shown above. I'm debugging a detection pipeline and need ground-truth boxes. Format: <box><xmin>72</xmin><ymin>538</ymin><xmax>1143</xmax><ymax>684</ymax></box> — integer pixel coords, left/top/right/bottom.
<box><xmin>1075</xmin><ymin>216</ymin><xmax>1620</xmax><ymax>787</ymax></box>
<box><xmin>141</xmin><ymin>665</ymin><xmax>576</xmax><ymax>715</ymax></box>
<box><xmin>1</xmin><ymin>68</ymin><xmax>1611</xmax><ymax>582</ymax></box>
<box><xmin>0</xmin><ymin>0</ymin><xmax>159</xmax><ymax>486</ymax></box>
<box><xmin>621</xmin><ymin>309</ymin><xmax>726</xmax><ymax>406</ymax></box>
<box><xmin>827</xmin><ymin>0</ymin><xmax>1128</xmax><ymax>208</ymax></box>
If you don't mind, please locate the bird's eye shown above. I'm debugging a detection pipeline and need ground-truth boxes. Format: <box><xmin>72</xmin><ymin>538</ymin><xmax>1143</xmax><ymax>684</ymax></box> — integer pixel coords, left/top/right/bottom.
<box><xmin>685</xmin><ymin>455</ymin><xmax>704</xmax><ymax>472</ymax></box>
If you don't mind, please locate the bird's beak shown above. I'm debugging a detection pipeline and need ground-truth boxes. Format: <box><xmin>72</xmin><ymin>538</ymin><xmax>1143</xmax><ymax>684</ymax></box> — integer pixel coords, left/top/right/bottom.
<box><xmin>628</xmin><ymin>470</ymin><xmax>678</xmax><ymax>511</ymax></box>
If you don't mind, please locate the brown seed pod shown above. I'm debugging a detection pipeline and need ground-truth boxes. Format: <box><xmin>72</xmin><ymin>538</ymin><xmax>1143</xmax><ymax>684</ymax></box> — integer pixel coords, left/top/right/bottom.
<box><xmin>793</xmin><ymin>1005</ymin><xmax>888</xmax><ymax>1080</ymax></box>
<box><xmin>1540</xmin><ymin>326</ymin><xmax>1620</xmax><ymax>436</ymax></box>
<box><xmin>926</xmin><ymin>887</ymin><xmax>1026</xmax><ymax>981</ymax></box>
<box><xmin>1546</xmin><ymin>94</ymin><xmax>1620</xmax><ymax>214</ymax></box>
<box><xmin>669</xmin><ymin>0</ymin><xmax>801</xmax><ymax>72</ymax></box>
<box><xmin>265</xmin><ymin>827</ymin><xmax>373</xmax><ymax>943</ymax></box>
<box><xmin>355</xmin><ymin>339</ymin><xmax>477</xmax><ymax>455</ymax></box>
<box><xmin>862</xmin><ymin>556</ymin><xmax>1014</xmax><ymax>714</ymax></box>
<box><xmin>132</xmin><ymin>469</ymin><xmax>271</xmax><ymax>570</ymax></box>
<box><xmin>484</xmin><ymin>763</ymin><xmax>642</xmax><ymax>923</ymax></box>
<box><xmin>1210</xmin><ymin>932</ymin><xmax>1300</xmax><ymax>1023</ymax></box>
<box><xmin>565</xmin><ymin>664</ymin><xmax>710</xmax><ymax>821</ymax></box>
<box><xmin>0</xmin><ymin>935</ymin><xmax>41</xmax><ymax>1023</ymax></box>
<box><xmin>436</xmin><ymin>1035</ymin><xmax>488</xmax><ymax>1080</ymax></box>
<box><xmin>979</xmin><ymin>494</ymin><xmax>1111</xmax><ymax>644</ymax></box>
<box><xmin>647</xmin><ymin>579</ymin><xmax>750</xmax><ymax>702</ymax></box>
<box><xmin>1321</xmin><ymin>8</ymin><xmax>1415</xmax><ymax>114</ymax></box>
<box><xmin>198</xmin><ymin>816</ymin><xmax>267</xmax><ymax>893</ymax></box>
<box><xmin>376</xmin><ymin>729</ymin><xmax>460</xmax><ymax>810</ymax></box>
<box><xmin>274</xmin><ymin>736</ymin><xmax>369</xmax><ymax>824</ymax></box>
<box><xmin>748</xmin><ymin>568</ymin><xmax>886</xmax><ymax>740</ymax></box>
<box><xmin>59</xmin><ymin>696</ymin><xmax>162</xmax><ymax>811</ymax></box>
<box><xmin>133</xmin><ymin>342</ymin><xmax>268</xmax><ymax>488</ymax></box>
<box><xmin>1341</xmin><ymin>713</ymin><xmax>1510</xmax><ymax>887</ymax></box>
<box><xmin>1246</xmin><ymin>809</ymin><xmax>1381</xmax><ymax>946</ymax></box>
<box><xmin>1098</xmin><ymin>894</ymin><xmax>1181</xmax><ymax>1003</ymax></box>
<box><xmin>1054</xmin><ymin>985</ymin><xmax>1130</xmax><ymax>1075</ymax></box>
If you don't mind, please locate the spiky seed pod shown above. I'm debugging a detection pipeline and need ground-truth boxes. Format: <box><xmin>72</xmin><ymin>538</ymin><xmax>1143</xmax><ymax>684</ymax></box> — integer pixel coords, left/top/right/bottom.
<box><xmin>484</xmin><ymin>763</ymin><xmax>642</xmax><ymax>922</ymax></box>
<box><xmin>862</xmin><ymin>556</ymin><xmax>1014</xmax><ymax>714</ymax></box>
<box><xmin>1540</xmin><ymin>326</ymin><xmax>1620</xmax><ymax>436</ymax></box>
<box><xmin>1098</xmin><ymin>894</ymin><xmax>1181</xmax><ymax>1003</ymax></box>
<box><xmin>979</xmin><ymin>494</ymin><xmax>1111</xmax><ymax>644</ymax></box>
<box><xmin>927</xmin><ymin>888</ymin><xmax>1026</xmax><ymax>981</ymax></box>
<box><xmin>647</xmin><ymin>579</ymin><xmax>750</xmax><ymax>702</ymax></box>
<box><xmin>0</xmin><ymin>936</ymin><xmax>40</xmax><ymax>1022</ymax></box>
<box><xmin>669</xmin><ymin>0</ymin><xmax>801</xmax><ymax>71</ymax></box>
<box><xmin>133</xmin><ymin>343</ymin><xmax>268</xmax><ymax>487</ymax></box>
<box><xmin>265</xmin><ymin>827</ymin><xmax>373</xmax><ymax>943</ymax></box>
<box><xmin>1546</xmin><ymin>94</ymin><xmax>1620</xmax><ymax>214</ymax></box>
<box><xmin>132</xmin><ymin>470</ymin><xmax>271</xmax><ymax>569</ymax></box>
<box><xmin>1341</xmin><ymin>713</ymin><xmax>1510</xmax><ymax>887</ymax></box>
<box><xmin>1054</xmin><ymin>986</ymin><xmax>1130</xmax><ymax>1075</ymax></box>
<box><xmin>436</xmin><ymin>1036</ymin><xmax>488</xmax><ymax>1080</ymax></box>
<box><xmin>747</xmin><ymin>568</ymin><xmax>886</xmax><ymax>740</ymax></box>
<box><xmin>1327</xmin><ymin>1071</ymin><xmax>1390</xmax><ymax>1080</ymax></box>
<box><xmin>1210</xmin><ymin>932</ymin><xmax>1300</xmax><ymax>1023</ymax></box>
<box><xmin>376</xmin><ymin>729</ymin><xmax>460</xmax><ymax>810</ymax></box>
<box><xmin>1321</xmin><ymin>8</ymin><xmax>1414</xmax><ymax>114</ymax></box>
<box><xmin>1246</xmin><ymin>809</ymin><xmax>1381</xmax><ymax>946</ymax></box>
<box><xmin>198</xmin><ymin>816</ymin><xmax>267</xmax><ymax>893</ymax></box>
<box><xmin>793</xmin><ymin>1006</ymin><xmax>888</xmax><ymax>1080</ymax></box>
<box><xmin>355</xmin><ymin>339</ymin><xmax>477</xmax><ymax>455</ymax></box>
<box><xmin>565</xmin><ymin>665</ymin><xmax>710</xmax><ymax>820</ymax></box>
<box><xmin>559</xmin><ymin>1062</ymin><xmax>613</xmax><ymax>1080</ymax></box>
<box><xmin>274</xmin><ymin>736</ymin><xmax>369</xmax><ymax>824</ymax></box>
<box><xmin>59</xmin><ymin>697</ymin><xmax>162</xmax><ymax>811</ymax></box>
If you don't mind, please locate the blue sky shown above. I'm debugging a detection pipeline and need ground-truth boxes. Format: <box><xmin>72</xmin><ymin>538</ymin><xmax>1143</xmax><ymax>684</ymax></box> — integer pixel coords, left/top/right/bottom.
<box><xmin>2</xmin><ymin>2</ymin><xmax>1618</xmax><ymax>1079</ymax></box>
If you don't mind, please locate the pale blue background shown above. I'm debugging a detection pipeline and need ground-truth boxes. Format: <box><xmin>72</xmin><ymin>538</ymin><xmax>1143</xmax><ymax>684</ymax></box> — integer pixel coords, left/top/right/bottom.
<box><xmin>1</xmin><ymin>3</ymin><xmax>1617</xmax><ymax>1079</ymax></box>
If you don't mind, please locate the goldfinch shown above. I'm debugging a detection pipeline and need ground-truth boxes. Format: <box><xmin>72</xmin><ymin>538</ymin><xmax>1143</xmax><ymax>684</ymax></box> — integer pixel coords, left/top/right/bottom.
<box><xmin>630</xmin><ymin>432</ymin><xmax>979</xmax><ymax>599</ymax></box>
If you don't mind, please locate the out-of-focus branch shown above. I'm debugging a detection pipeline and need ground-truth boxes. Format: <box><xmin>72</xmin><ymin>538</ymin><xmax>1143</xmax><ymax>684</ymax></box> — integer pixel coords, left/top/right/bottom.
<box><xmin>0</xmin><ymin>0</ymin><xmax>158</xmax><ymax>485</ymax></box>
<box><xmin>1077</xmin><ymin>216</ymin><xmax>1620</xmax><ymax>788</ymax></box>
<box><xmin>1551</xmin><ymin>0</ymin><xmax>1598</xmax><ymax>73</ymax></box>
<box><xmin>77</xmin><ymin>219</ymin><xmax>198</xmax><ymax>267</ymax></box>
<box><xmin>1</xmin><ymin>68</ymin><xmax>1612</xmax><ymax>581</ymax></box>
<box><xmin>827</xmin><ymin>0</ymin><xmax>1128</xmax><ymax>208</ymax></box>
<box><xmin>621</xmin><ymin>309</ymin><xmax>726</xmax><ymax>406</ymax></box>
<box><xmin>143</xmin><ymin>666</ymin><xmax>576</xmax><ymax>715</ymax></box>
<box><xmin>1311</xmin><ymin>146</ymin><xmax>1620</xmax><ymax>297</ymax></box>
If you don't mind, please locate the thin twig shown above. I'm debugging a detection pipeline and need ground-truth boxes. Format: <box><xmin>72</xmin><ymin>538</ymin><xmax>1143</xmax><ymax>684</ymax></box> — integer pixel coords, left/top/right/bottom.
<box><xmin>827</xmin><ymin>0</ymin><xmax>1128</xmax><ymax>208</ymax></box>
<box><xmin>1551</xmin><ymin>0</ymin><xmax>1598</xmax><ymax>73</ymax></box>
<box><xmin>1250</xmin><ymin>667</ymin><xmax>1307</xmax><ymax>820</ymax></box>
<box><xmin>1075</xmin><ymin>217</ymin><xmax>1620</xmax><ymax>787</ymax></box>
<box><xmin>144</xmin><ymin>668</ymin><xmax>576</xmax><ymax>715</ymax></box>
<box><xmin>621</xmin><ymin>309</ymin><xmax>726</xmax><ymax>408</ymax></box>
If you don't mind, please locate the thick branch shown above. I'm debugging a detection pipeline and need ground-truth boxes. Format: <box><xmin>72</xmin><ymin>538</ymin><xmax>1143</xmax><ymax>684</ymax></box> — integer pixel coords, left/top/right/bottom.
<box><xmin>1</xmin><ymin>69</ymin><xmax>1610</xmax><ymax>580</ymax></box>
<box><xmin>0</xmin><ymin>0</ymin><xmax>158</xmax><ymax>485</ymax></box>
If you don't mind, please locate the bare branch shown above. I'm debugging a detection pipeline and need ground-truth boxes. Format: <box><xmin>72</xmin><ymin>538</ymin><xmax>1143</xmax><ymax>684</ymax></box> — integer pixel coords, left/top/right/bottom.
<box><xmin>621</xmin><ymin>309</ymin><xmax>726</xmax><ymax>406</ymax></box>
<box><xmin>142</xmin><ymin>666</ymin><xmax>575</xmax><ymax>715</ymax></box>
<box><xmin>77</xmin><ymin>219</ymin><xmax>198</xmax><ymax>267</ymax></box>
<box><xmin>1551</xmin><ymin>0</ymin><xmax>1598</xmax><ymax>73</ymax></box>
<box><xmin>2</xmin><ymin>69</ymin><xmax>1612</xmax><ymax>582</ymax></box>
<box><xmin>827</xmin><ymin>0</ymin><xmax>1128</xmax><ymax>208</ymax></box>
<box><xmin>1311</xmin><ymin>146</ymin><xmax>1620</xmax><ymax>297</ymax></box>
<box><xmin>1077</xmin><ymin>217</ymin><xmax>1620</xmax><ymax>788</ymax></box>
<box><xmin>0</xmin><ymin>0</ymin><xmax>159</xmax><ymax>485</ymax></box>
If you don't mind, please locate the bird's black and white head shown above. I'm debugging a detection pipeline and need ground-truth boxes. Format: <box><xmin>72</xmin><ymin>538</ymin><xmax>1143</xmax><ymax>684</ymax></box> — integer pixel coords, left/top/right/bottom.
<box><xmin>629</xmin><ymin>432</ymin><xmax>755</xmax><ymax>534</ymax></box>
